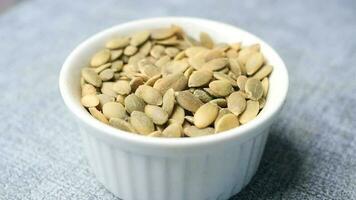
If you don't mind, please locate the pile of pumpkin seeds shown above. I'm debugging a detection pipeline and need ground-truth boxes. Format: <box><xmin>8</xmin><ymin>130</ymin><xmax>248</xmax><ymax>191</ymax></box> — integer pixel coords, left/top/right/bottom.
<box><xmin>80</xmin><ymin>25</ymin><xmax>272</xmax><ymax>138</ymax></box>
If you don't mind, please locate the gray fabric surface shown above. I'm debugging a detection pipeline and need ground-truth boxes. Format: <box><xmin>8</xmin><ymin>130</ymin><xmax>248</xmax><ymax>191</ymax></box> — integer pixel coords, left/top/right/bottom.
<box><xmin>1</xmin><ymin>0</ymin><xmax>356</xmax><ymax>199</ymax></box>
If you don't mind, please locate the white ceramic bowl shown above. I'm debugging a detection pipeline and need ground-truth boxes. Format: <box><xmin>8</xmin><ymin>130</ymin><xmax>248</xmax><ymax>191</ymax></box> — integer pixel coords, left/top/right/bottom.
<box><xmin>59</xmin><ymin>17</ymin><xmax>288</xmax><ymax>200</ymax></box>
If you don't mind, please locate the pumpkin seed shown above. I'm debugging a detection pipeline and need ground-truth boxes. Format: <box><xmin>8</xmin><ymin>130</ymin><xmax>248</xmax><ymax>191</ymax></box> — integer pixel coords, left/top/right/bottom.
<box><xmin>261</xmin><ymin>77</ymin><xmax>269</xmax><ymax>97</ymax></box>
<box><xmin>130</xmin><ymin>31</ymin><xmax>150</xmax><ymax>46</ymax></box>
<box><xmin>139</xmin><ymin>63</ymin><xmax>161</xmax><ymax>78</ymax></box>
<box><xmin>162</xmin><ymin>88</ymin><xmax>175</xmax><ymax>116</ymax></box>
<box><xmin>82</xmin><ymin>68</ymin><xmax>102</xmax><ymax>87</ymax></box>
<box><xmin>245</xmin><ymin>78</ymin><xmax>263</xmax><ymax>100</ymax></box>
<box><xmin>230</xmin><ymin>42</ymin><xmax>241</xmax><ymax>51</ymax></box>
<box><xmin>229</xmin><ymin>58</ymin><xmax>241</xmax><ymax>76</ymax></box>
<box><xmin>97</xmin><ymin>94</ymin><xmax>115</xmax><ymax>107</ymax></box>
<box><xmin>162</xmin><ymin>123</ymin><xmax>182</xmax><ymax>138</ymax></box>
<box><xmin>135</xmin><ymin>85</ymin><xmax>162</xmax><ymax>105</ymax></box>
<box><xmin>184</xmin><ymin>116</ymin><xmax>195</xmax><ymax>124</ymax></box>
<box><xmin>130</xmin><ymin>111</ymin><xmax>155</xmax><ymax>135</ymax></box>
<box><xmin>111</xmin><ymin>60</ymin><xmax>123</xmax><ymax>72</ymax></box>
<box><xmin>151</xmin><ymin>27</ymin><xmax>176</xmax><ymax>40</ymax></box>
<box><xmin>184</xmin><ymin>126</ymin><xmax>214</xmax><ymax>137</ymax></box>
<box><xmin>101</xmin><ymin>82</ymin><xmax>117</xmax><ymax>97</ymax></box>
<box><xmin>227</xmin><ymin>92</ymin><xmax>247</xmax><ymax>115</ymax></box>
<box><xmin>81</xmin><ymin>94</ymin><xmax>99</xmax><ymax>107</ymax></box>
<box><xmin>246</xmin><ymin>52</ymin><xmax>264</xmax><ymax>75</ymax></box>
<box><xmin>215</xmin><ymin>113</ymin><xmax>239</xmax><ymax>133</ymax></box>
<box><xmin>102</xmin><ymin>102</ymin><xmax>127</xmax><ymax>119</ymax></box>
<box><xmin>236</xmin><ymin>75</ymin><xmax>248</xmax><ymax>91</ymax></box>
<box><xmin>226</xmin><ymin>49</ymin><xmax>239</xmax><ymax>58</ymax></box>
<box><xmin>170</xmin><ymin>105</ymin><xmax>185</xmax><ymax>125</ymax></box>
<box><xmin>116</xmin><ymin>95</ymin><xmax>125</xmax><ymax>104</ymax></box>
<box><xmin>145</xmin><ymin>105</ymin><xmax>169</xmax><ymax>125</ymax></box>
<box><xmin>145</xmin><ymin>74</ymin><xmax>162</xmax><ymax>86</ymax></box>
<box><xmin>209</xmin><ymin>80</ymin><xmax>233</xmax><ymax>97</ymax></box>
<box><xmin>90</xmin><ymin>49</ymin><xmax>111</xmax><ymax>67</ymax></box>
<box><xmin>200</xmin><ymin>32</ymin><xmax>214</xmax><ymax>49</ymax></box>
<box><xmin>194</xmin><ymin>103</ymin><xmax>218</xmax><ymax>128</ymax></box>
<box><xmin>213</xmin><ymin>71</ymin><xmax>237</xmax><ymax>86</ymax></box>
<box><xmin>183</xmin><ymin>67</ymin><xmax>194</xmax><ymax>78</ymax></box>
<box><xmin>259</xmin><ymin>97</ymin><xmax>266</xmax><ymax>109</ymax></box>
<box><xmin>113</xmin><ymin>80</ymin><xmax>131</xmax><ymax>95</ymax></box>
<box><xmin>150</xmin><ymin>45</ymin><xmax>165</xmax><ymax>58</ymax></box>
<box><xmin>188</xmin><ymin>70</ymin><xmax>213</xmax><ymax>87</ymax></box>
<box><xmin>214</xmin><ymin>108</ymin><xmax>232</xmax><ymax>127</ymax></box>
<box><xmin>156</xmin><ymin>36</ymin><xmax>180</xmax><ymax>45</ymax></box>
<box><xmin>124</xmin><ymin>94</ymin><xmax>146</xmax><ymax>114</ymax></box>
<box><xmin>239</xmin><ymin>100</ymin><xmax>259</xmax><ymax>124</ymax></box>
<box><xmin>205</xmin><ymin>49</ymin><xmax>225</xmax><ymax>61</ymax></box>
<box><xmin>82</xmin><ymin>84</ymin><xmax>97</xmax><ymax>96</ymax></box>
<box><xmin>148</xmin><ymin>131</ymin><xmax>163</xmax><ymax>137</ymax></box>
<box><xmin>210</xmin><ymin>98</ymin><xmax>227</xmax><ymax>107</ymax></box>
<box><xmin>109</xmin><ymin>118</ymin><xmax>136</xmax><ymax>133</ymax></box>
<box><xmin>99</xmin><ymin>69</ymin><xmax>114</xmax><ymax>81</ymax></box>
<box><xmin>111</xmin><ymin>49</ymin><xmax>123</xmax><ymax>61</ymax></box>
<box><xmin>155</xmin><ymin>55</ymin><xmax>171</xmax><ymax>68</ymax></box>
<box><xmin>153</xmin><ymin>73</ymin><xmax>187</xmax><ymax>94</ymax></box>
<box><xmin>253</xmin><ymin>65</ymin><xmax>273</xmax><ymax>80</ymax></box>
<box><xmin>188</xmin><ymin>51</ymin><xmax>207</xmax><ymax>70</ymax></box>
<box><xmin>94</xmin><ymin>63</ymin><xmax>112</xmax><ymax>73</ymax></box>
<box><xmin>162</xmin><ymin>59</ymin><xmax>189</xmax><ymax>76</ymax></box>
<box><xmin>124</xmin><ymin>45</ymin><xmax>138</xmax><ymax>56</ymax></box>
<box><xmin>89</xmin><ymin>107</ymin><xmax>109</xmax><ymax>124</ymax></box>
<box><xmin>202</xmin><ymin>58</ymin><xmax>228</xmax><ymax>71</ymax></box>
<box><xmin>165</xmin><ymin>47</ymin><xmax>180</xmax><ymax>57</ymax></box>
<box><xmin>237</xmin><ymin>44</ymin><xmax>259</xmax><ymax>65</ymax></box>
<box><xmin>185</xmin><ymin>46</ymin><xmax>208</xmax><ymax>57</ymax></box>
<box><xmin>193</xmin><ymin>89</ymin><xmax>213</xmax><ymax>103</ymax></box>
<box><xmin>105</xmin><ymin>37</ymin><xmax>130</xmax><ymax>49</ymax></box>
<box><xmin>175</xmin><ymin>91</ymin><xmax>203</xmax><ymax>112</ymax></box>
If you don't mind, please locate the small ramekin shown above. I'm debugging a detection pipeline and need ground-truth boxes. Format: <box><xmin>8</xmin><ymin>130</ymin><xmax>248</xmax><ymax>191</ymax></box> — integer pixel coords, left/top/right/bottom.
<box><xmin>59</xmin><ymin>17</ymin><xmax>288</xmax><ymax>200</ymax></box>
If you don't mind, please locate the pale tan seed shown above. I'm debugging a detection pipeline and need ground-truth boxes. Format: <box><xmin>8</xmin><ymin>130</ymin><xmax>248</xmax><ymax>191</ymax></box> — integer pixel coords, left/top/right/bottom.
<box><xmin>253</xmin><ymin>65</ymin><xmax>273</xmax><ymax>80</ymax></box>
<box><xmin>237</xmin><ymin>44</ymin><xmax>259</xmax><ymax>65</ymax></box>
<box><xmin>124</xmin><ymin>45</ymin><xmax>138</xmax><ymax>56</ymax></box>
<box><xmin>185</xmin><ymin>46</ymin><xmax>208</xmax><ymax>57</ymax></box>
<box><xmin>194</xmin><ymin>103</ymin><xmax>218</xmax><ymax>128</ymax></box>
<box><xmin>102</xmin><ymin>102</ymin><xmax>127</xmax><ymax>119</ymax></box>
<box><xmin>209</xmin><ymin>80</ymin><xmax>233</xmax><ymax>97</ymax></box>
<box><xmin>239</xmin><ymin>100</ymin><xmax>259</xmax><ymax>124</ymax></box>
<box><xmin>130</xmin><ymin>111</ymin><xmax>155</xmax><ymax>135</ymax></box>
<box><xmin>205</xmin><ymin>49</ymin><xmax>225</xmax><ymax>62</ymax></box>
<box><xmin>88</xmin><ymin>107</ymin><xmax>109</xmax><ymax>124</ymax></box>
<box><xmin>213</xmin><ymin>71</ymin><xmax>238</xmax><ymax>86</ymax></box>
<box><xmin>130</xmin><ymin>31</ymin><xmax>150</xmax><ymax>46</ymax></box>
<box><xmin>135</xmin><ymin>85</ymin><xmax>162</xmax><ymax>105</ymax></box>
<box><xmin>122</xmin><ymin>63</ymin><xmax>138</xmax><ymax>73</ymax></box>
<box><xmin>150</xmin><ymin>45</ymin><xmax>165</xmax><ymax>59</ymax></box>
<box><xmin>155</xmin><ymin>55</ymin><xmax>171</xmax><ymax>68</ymax></box>
<box><xmin>111</xmin><ymin>49</ymin><xmax>123</xmax><ymax>61</ymax></box>
<box><xmin>193</xmin><ymin>89</ymin><xmax>213</xmax><ymax>103</ymax></box>
<box><xmin>261</xmin><ymin>77</ymin><xmax>269</xmax><ymax>97</ymax></box>
<box><xmin>145</xmin><ymin>74</ymin><xmax>162</xmax><ymax>86</ymax></box>
<box><xmin>139</xmin><ymin>63</ymin><xmax>161</xmax><ymax>78</ymax></box>
<box><xmin>109</xmin><ymin>118</ymin><xmax>136</xmax><ymax>133</ymax></box>
<box><xmin>246</xmin><ymin>52</ymin><xmax>264</xmax><ymax>75</ymax></box>
<box><xmin>155</xmin><ymin>36</ymin><xmax>180</xmax><ymax>45</ymax></box>
<box><xmin>202</xmin><ymin>58</ymin><xmax>228</xmax><ymax>71</ymax></box>
<box><xmin>105</xmin><ymin>37</ymin><xmax>130</xmax><ymax>49</ymax></box>
<box><xmin>162</xmin><ymin>59</ymin><xmax>189</xmax><ymax>76</ymax></box>
<box><xmin>148</xmin><ymin>130</ymin><xmax>163</xmax><ymax>137</ymax></box>
<box><xmin>122</xmin><ymin>55</ymin><xmax>129</xmax><ymax>63</ymax></box>
<box><xmin>124</xmin><ymin>94</ymin><xmax>146</xmax><ymax>114</ymax></box>
<box><xmin>215</xmin><ymin>113</ymin><xmax>239</xmax><ymax>133</ymax></box>
<box><xmin>113</xmin><ymin>80</ymin><xmax>131</xmax><ymax>95</ymax></box>
<box><xmin>162</xmin><ymin>88</ymin><xmax>175</xmax><ymax>116</ymax></box>
<box><xmin>218</xmin><ymin>67</ymin><xmax>229</xmax><ymax>74</ymax></box>
<box><xmin>226</xmin><ymin>49</ymin><xmax>239</xmax><ymax>58</ymax></box>
<box><xmin>165</xmin><ymin>47</ymin><xmax>180</xmax><ymax>57</ymax></box>
<box><xmin>175</xmin><ymin>91</ymin><xmax>203</xmax><ymax>112</ymax></box>
<box><xmin>129</xmin><ymin>77</ymin><xmax>144</xmax><ymax>92</ymax></box>
<box><xmin>80</xmin><ymin>77</ymin><xmax>85</xmax><ymax>86</ymax></box>
<box><xmin>145</xmin><ymin>105</ymin><xmax>168</xmax><ymax>125</ymax></box>
<box><xmin>227</xmin><ymin>92</ymin><xmax>247</xmax><ymax>115</ymax></box>
<box><xmin>200</xmin><ymin>32</ymin><xmax>214</xmax><ymax>49</ymax></box>
<box><xmin>183</xmin><ymin>67</ymin><xmax>194</xmax><ymax>78</ymax></box>
<box><xmin>228</xmin><ymin>71</ymin><xmax>237</xmax><ymax>80</ymax></box>
<box><xmin>184</xmin><ymin>116</ymin><xmax>195</xmax><ymax>124</ymax></box>
<box><xmin>153</xmin><ymin>73</ymin><xmax>187</xmax><ymax>94</ymax></box>
<box><xmin>82</xmin><ymin>68</ymin><xmax>102</xmax><ymax>87</ymax></box>
<box><xmin>236</xmin><ymin>75</ymin><xmax>248</xmax><ymax>91</ymax></box>
<box><xmin>151</xmin><ymin>27</ymin><xmax>176</xmax><ymax>40</ymax></box>
<box><xmin>111</xmin><ymin>60</ymin><xmax>123</xmax><ymax>72</ymax></box>
<box><xmin>188</xmin><ymin>51</ymin><xmax>207</xmax><ymax>70</ymax></box>
<box><xmin>139</xmin><ymin>41</ymin><xmax>152</xmax><ymax>56</ymax></box>
<box><xmin>82</xmin><ymin>84</ymin><xmax>97</xmax><ymax>96</ymax></box>
<box><xmin>203</xmin><ymin>88</ymin><xmax>221</xmax><ymax>97</ymax></box>
<box><xmin>90</xmin><ymin>49</ymin><xmax>111</xmax><ymax>67</ymax></box>
<box><xmin>170</xmin><ymin>105</ymin><xmax>185</xmax><ymax>125</ymax></box>
<box><xmin>97</xmin><ymin>94</ymin><xmax>115</xmax><ymax>107</ymax></box>
<box><xmin>174</xmin><ymin>50</ymin><xmax>186</xmax><ymax>60</ymax></box>
<box><xmin>116</xmin><ymin>95</ymin><xmax>125</xmax><ymax>104</ymax></box>
<box><xmin>214</xmin><ymin>108</ymin><xmax>232</xmax><ymax>127</ymax></box>
<box><xmin>259</xmin><ymin>97</ymin><xmax>266</xmax><ymax>109</ymax></box>
<box><xmin>99</xmin><ymin>69</ymin><xmax>114</xmax><ymax>81</ymax></box>
<box><xmin>94</xmin><ymin>63</ymin><xmax>112</xmax><ymax>73</ymax></box>
<box><xmin>230</xmin><ymin>42</ymin><xmax>241</xmax><ymax>51</ymax></box>
<box><xmin>210</xmin><ymin>98</ymin><xmax>227</xmax><ymax>107</ymax></box>
<box><xmin>245</xmin><ymin>78</ymin><xmax>263</xmax><ymax>100</ymax></box>
<box><xmin>214</xmin><ymin>43</ymin><xmax>230</xmax><ymax>52</ymax></box>
<box><xmin>188</xmin><ymin>70</ymin><xmax>213</xmax><ymax>87</ymax></box>
<box><xmin>129</xmin><ymin>53</ymin><xmax>146</xmax><ymax>68</ymax></box>
<box><xmin>101</xmin><ymin>82</ymin><xmax>117</xmax><ymax>97</ymax></box>
<box><xmin>81</xmin><ymin>94</ymin><xmax>99</xmax><ymax>107</ymax></box>
<box><xmin>229</xmin><ymin>58</ymin><xmax>241</xmax><ymax>76</ymax></box>
<box><xmin>184</xmin><ymin>126</ymin><xmax>215</xmax><ymax>137</ymax></box>
<box><xmin>162</xmin><ymin>123</ymin><xmax>182</xmax><ymax>138</ymax></box>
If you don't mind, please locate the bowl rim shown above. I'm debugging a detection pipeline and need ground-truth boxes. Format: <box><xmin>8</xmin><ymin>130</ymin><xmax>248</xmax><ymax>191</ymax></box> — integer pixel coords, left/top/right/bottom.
<box><xmin>59</xmin><ymin>17</ymin><xmax>288</xmax><ymax>148</ymax></box>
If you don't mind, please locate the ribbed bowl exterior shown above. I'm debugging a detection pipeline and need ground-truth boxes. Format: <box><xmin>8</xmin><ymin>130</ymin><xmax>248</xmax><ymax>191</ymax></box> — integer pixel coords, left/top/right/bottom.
<box><xmin>80</xmin><ymin>127</ymin><xmax>269</xmax><ymax>200</ymax></box>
